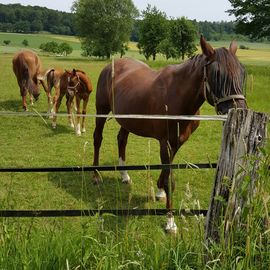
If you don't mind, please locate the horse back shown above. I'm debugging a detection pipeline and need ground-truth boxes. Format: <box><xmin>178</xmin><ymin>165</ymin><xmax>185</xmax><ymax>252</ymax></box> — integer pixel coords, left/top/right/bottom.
<box><xmin>96</xmin><ymin>58</ymin><xmax>161</xmax><ymax>113</ymax></box>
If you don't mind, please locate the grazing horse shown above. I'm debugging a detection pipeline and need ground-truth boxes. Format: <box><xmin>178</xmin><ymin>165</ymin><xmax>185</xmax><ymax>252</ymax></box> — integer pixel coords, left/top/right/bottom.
<box><xmin>51</xmin><ymin>69</ymin><xmax>93</xmax><ymax>135</ymax></box>
<box><xmin>12</xmin><ymin>50</ymin><xmax>47</xmax><ymax>111</ymax></box>
<box><xmin>93</xmin><ymin>36</ymin><xmax>247</xmax><ymax>233</ymax></box>
<box><xmin>41</xmin><ymin>68</ymin><xmax>64</xmax><ymax>114</ymax></box>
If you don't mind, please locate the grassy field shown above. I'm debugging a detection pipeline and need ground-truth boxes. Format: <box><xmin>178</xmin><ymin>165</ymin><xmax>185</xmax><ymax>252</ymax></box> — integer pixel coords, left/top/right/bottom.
<box><xmin>0</xmin><ymin>32</ymin><xmax>269</xmax><ymax>269</ymax></box>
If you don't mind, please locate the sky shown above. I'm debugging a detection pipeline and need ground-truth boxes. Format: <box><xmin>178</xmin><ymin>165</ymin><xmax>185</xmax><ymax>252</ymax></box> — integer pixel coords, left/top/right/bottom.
<box><xmin>0</xmin><ymin>0</ymin><xmax>235</xmax><ymax>22</ymax></box>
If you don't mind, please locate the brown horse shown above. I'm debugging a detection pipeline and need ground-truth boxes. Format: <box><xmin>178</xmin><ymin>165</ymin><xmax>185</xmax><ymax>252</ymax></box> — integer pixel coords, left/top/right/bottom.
<box><xmin>41</xmin><ymin>68</ymin><xmax>64</xmax><ymax>113</ymax></box>
<box><xmin>50</xmin><ymin>69</ymin><xmax>93</xmax><ymax>135</ymax></box>
<box><xmin>12</xmin><ymin>50</ymin><xmax>47</xmax><ymax>111</ymax></box>
<box><xmin>93</xmin><ymin>36</ymin><xmax>247</xmax><ymax>233</ymax></box>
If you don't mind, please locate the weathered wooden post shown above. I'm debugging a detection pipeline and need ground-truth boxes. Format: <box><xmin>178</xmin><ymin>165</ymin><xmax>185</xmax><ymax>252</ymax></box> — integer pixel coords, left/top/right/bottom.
<box><xmin>205</xmin><ymin>108</ymin><xmax>268</xmax><ymax>244</ymax></box>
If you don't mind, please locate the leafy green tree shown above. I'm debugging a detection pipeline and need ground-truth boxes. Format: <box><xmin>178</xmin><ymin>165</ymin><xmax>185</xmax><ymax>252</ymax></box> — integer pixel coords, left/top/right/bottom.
<box><xmin>137</xmin><ymin>5</ymin><xmax>168</xmax><ymax>60</ymax></box>
<box><xmin>73</xmin><ymin>0</ymin><xmax>138</xmax><ymax>59</ymax></box>
<box><xmin>40</xmin><ymin>41</ymin><xmax>59</xmax><ymax>54</ymax></box>
<box><xmin>31</xmin><ymin>19</ymin><xmax>43</xmax><ymax>32</ymax></box>
<box><xmin>14</xmin><ymin>20</ymin><xmax>30</xmax><ymax>32</ymax></box>
<box><xmin>228</xmin><ymin>0</ymin><xmax>270</xmax><ymax>39</ymax></box>
<box><xmin>58</xmin><ymin>42</ymin><xmax>73</xmax><ymax>56</ymax></box>
<box><xmin>157</xmin><ymin>38</ymin><xmax>177</xmax><ymax>60</ymax></box>
<box><xmin>3</xmin><ymin>40</ymin><xmax>11</xmax><ymax>45</ymax></box>
<box><xmin>22</xmin><ymin>39</ymin><xmax>29</xmax><ymax>47</ymax></box>
<box><xmin>169</xmin><ymin>17</ymin><xmax>197</xmax><ymax>60</ymax></box>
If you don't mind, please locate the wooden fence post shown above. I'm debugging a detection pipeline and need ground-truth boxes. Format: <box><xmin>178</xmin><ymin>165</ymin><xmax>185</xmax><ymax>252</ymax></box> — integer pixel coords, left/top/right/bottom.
<box><xmin>205</xmin><ymin>109</ymin><xmax>268</xmax><ymax>244</ymax></box>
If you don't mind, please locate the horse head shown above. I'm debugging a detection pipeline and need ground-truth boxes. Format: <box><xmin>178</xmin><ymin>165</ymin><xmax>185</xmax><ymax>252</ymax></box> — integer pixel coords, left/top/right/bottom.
<box><xmin>200</xmin><ymin>36</ymin><xmax>247</xmax><ymax>114</ymax></box>
<box><xmin>65</xmin><ymin>69</ymin><xmax>80</xmax><ymax>97</ymax></box>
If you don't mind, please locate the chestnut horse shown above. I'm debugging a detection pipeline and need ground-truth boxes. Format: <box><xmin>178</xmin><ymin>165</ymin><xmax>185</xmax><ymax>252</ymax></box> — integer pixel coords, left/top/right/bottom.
<box><xmin>49</xmin><ymin>69</ymin><xmax>93</xmax><ymax>135</ymax></box>
<box><xmin>93</xmin><ymin>36</ymin><xmax>247</xmax><ymax>232</ymax></box>
<box><xmin>12</xmin><ymin>50</ymin><xmax>47</xmax><ymax>111</ymax></box>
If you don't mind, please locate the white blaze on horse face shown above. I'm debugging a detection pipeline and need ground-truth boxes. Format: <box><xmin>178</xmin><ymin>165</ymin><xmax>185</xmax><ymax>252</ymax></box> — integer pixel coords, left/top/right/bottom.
<box><xmin>119</xmin><ymin>158</ymin><xmax>131</xmax><ymax>184</ymax></box>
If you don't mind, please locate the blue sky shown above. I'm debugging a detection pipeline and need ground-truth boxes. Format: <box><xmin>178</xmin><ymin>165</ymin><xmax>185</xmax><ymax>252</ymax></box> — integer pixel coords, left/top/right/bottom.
<box><xmin>0</xmin><ymin>0</ymin><xmax>235</xmax><ymax>21</ymax></box>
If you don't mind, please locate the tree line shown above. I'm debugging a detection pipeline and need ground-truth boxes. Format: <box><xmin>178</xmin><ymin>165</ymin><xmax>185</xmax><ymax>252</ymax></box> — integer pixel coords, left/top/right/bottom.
<box><xmin>0</xmin><ymin>3</ymin><xmax>76</xmax><ymax>35</ymax></box>
<box><xmin>1</xmin><ymin>1</ymin><xmax>268</xmax><ymax>60</ymax></box>
<box><xmin>0</xmin><ymin>3</ymin><xmax>239</xmax><ymax>41</ymax></box>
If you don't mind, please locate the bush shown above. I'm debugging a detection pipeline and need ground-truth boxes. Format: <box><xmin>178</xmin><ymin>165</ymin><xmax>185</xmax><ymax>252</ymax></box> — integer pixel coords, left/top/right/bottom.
<box><xmin>240</xmin><ymin>44</ymin><xmax>249</xmax><ymax>50</ymax></box>
<box><xmin>3</xmin><ymin>40</ymin><xmax>11</xmax><ymax>45</ymax></box>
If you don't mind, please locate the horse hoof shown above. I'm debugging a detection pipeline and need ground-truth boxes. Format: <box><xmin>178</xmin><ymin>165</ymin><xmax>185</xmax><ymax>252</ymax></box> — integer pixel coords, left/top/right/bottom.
<box><xmin>93</xmin><ymin>174</ymin><xmax>102</xmax><ymax>185</ymax></box>
<box><xmin>165</xmin><ymin>215</ymin><xmax>178</xmax><ymax>234</ymax></box>
<box><xmin>121</xmin><ymin>172</ymin><xmax>132</xmax><ymax>184</ymax></box>
<box><xmin>122</xmin><ymin>176</ymin><xmax>132</xmax><ymax>184</ymax></box>
<box><xmin>70</xmin><ymin>123</ymin><xmax>75</xmax><ymax>129</ymax></box>
<box><xmin>156</xmin><ymin>189</ymin><xmax>166</xmax><ymax>201</ymax></box>
<box><xmin>76</xmin><ymin>131</ymin><xmax>81</xmax><ymax>136</ymax></box>
<box><xmin>82</xmin><ymin>128</ymin><xmax>86</xmax><ymax>133</ymax></box>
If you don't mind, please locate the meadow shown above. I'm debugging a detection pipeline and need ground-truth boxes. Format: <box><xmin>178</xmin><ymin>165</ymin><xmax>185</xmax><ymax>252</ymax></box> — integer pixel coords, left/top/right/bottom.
<box><xmin>0</xmin><ymin>32</ymin><xmax>269</xmax><ymax>269</ymax></box>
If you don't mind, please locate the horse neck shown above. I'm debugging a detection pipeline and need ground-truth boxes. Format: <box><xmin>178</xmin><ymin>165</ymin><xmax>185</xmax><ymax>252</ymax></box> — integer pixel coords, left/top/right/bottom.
<box><xmin>172</xmin><ymin>57</ymin><xmax>206</xmax><ymax>113</ymax></box>
<box><xmin>77</xmin><ymin>73</ymin><xmax>93</xmax><ymax>93</ymax></box>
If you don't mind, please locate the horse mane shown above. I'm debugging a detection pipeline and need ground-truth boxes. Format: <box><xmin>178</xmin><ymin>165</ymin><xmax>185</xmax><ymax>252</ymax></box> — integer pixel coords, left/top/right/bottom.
<box><xmin>77</xmin><ymin>71</ymin><xmax>93</xmax><ymax>92</ymax></box>
<box><xmin>209</xmin><ymin>47</ymin><xmax>246</xmax><ymax>97</ymax></box>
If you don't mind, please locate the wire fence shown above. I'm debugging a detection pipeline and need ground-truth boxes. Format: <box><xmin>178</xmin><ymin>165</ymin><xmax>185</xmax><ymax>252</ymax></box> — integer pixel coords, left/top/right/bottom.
<box><xmin>0</xmin><ymin>110</ymin><xmax>268</xmax><ymax>219</ymax></box>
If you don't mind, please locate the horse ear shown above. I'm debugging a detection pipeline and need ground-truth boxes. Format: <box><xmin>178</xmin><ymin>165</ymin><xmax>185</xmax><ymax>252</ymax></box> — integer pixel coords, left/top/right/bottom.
<box><xmin>229</xmin><ymin>40</ymin><xmax>237</xmax><ymax>55</ymax></box>
<box><xmin>200</xmin><ymin>35</ymin><xmax>215</xmax><ymax>58</ymax></box>
<box><xmin>72</xmin><ymin>68</ymin><xmax>76</xmax><ymax>75</ymax></box>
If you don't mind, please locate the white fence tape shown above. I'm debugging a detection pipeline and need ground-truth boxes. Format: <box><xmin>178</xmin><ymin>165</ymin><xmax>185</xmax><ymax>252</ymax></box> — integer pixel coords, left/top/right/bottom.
<box><xmin>0</xmin><ymin>111</ymin><xmax>228</xmax><ymax>121</ymax></box>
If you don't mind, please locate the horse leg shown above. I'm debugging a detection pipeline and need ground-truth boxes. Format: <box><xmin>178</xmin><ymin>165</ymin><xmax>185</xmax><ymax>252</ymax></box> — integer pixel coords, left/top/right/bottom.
<box><xmin>81</xmin><ymin>97</ymin><xmax>89</xmax><ymax>133</ymax></box>
<box><xmin>157</xmin><ymin>139</ymin><xmax>177</xmax><ymax>233</ymax></box>
<box><xmin>75</xmin><ymin>96</ymin><xmax>81</xmax><ymax>136</ymax></box>
<box><xmin>52</xmin><ymin>92</ymin><xmax>63</xmax><ymax>129</ymax></box>
<box><xmin>29</xmin><ymin>94</ymin><xmax>33</xmax><ymax>106</ymax></box>
<box><xmin>117</xmin><ymin>127</ymin><xmax>131</xmax><ymax>184</ymax></box>
<box><xmin>22</xmin><ymin>94</ymin><xmax>27</xmax><ymax>111</ymax></box>
<box><xmin>93</xmin><ymin>112</ymin><xmax>109</xmax><ymax>184</ymax></box>
<box><xmin>66</xmin><ymin>96</ymin><xmax>75</xmax><ymax>129</ymax></box>
<box><xmin>40</xmin><ymin>79</ymin><xmax>53</xmax><ymax>114</ymax></box>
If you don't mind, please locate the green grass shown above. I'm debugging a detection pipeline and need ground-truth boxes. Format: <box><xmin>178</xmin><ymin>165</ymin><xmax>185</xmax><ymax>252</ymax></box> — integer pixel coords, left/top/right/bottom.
<box><xmin>0</xmin><ymin>32</ymin><xmax>269</xmax><ymax>269</ymax></box>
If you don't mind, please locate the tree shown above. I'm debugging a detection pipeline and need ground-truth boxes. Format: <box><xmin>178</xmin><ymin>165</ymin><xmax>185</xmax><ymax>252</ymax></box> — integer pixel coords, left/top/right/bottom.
<box><xmin>73</xmin><ymin>0</ymin><xmax>138</xmax><ymax>59</ymax></box>
<box><xmin>3</xmin><ymin>40</ymin><xmax>11</xmax><ymax>45</ymax></box>
<box><xmin>137</xmin><ymin>5</ymin><xmax>168</xmax><ymax>60</ymax></box>
<box><xmin>22</xmin><ymin>39</ymin><xmax>29</xmax><ymax>47</ymax></box>
<box><xmin>228</xmin><ymin>0</ymin><xmax>270</xmax><ymax>39</ymax></box>
<box><xmin>40</xmin><ymin>41</ymin><xmax>59</xmax><ymax>54</ymax></box>
<box><xmin>157</xmin><ymin>38</ymin><xmax>177</xmax><ymax>60</ymax></box>
<box><xmin>169</xmin><ymin>17</ymin><xmax>197</xmax><ymax>60</ymax></box>
<box><xmin>58</xmin><ymin>42</ymin><xmax>73</xmax><ymax>56</ymax></box>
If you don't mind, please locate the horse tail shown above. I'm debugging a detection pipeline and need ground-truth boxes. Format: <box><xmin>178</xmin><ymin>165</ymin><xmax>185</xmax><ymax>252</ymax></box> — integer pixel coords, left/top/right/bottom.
<box><xmin>20</xmin><ymin>59</ymin><xmax>37</xmax><ymax>96</ymax></box>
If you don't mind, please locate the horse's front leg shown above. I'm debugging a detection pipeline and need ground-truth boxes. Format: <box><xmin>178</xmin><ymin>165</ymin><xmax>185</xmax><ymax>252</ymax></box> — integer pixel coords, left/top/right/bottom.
<box><xmin>75</xmin><ymin>96</ymin><xmax>81</xmax><ymax>136</ymax></box>
<box><xmin>158</xmin><ymin>139</ymin><xmax>177</xmax><ymax>233</ymax></box>
<box><xmin>66</xmin><ymin>95</ymin><xmax>75</xmax><ymax>129</ymax></box>
<box><xmin>81</xmin><ymin>96</ymin><xmax>89</xmax><ymax>134</ymax></box>
<box><xmin>117</xmin><ymin>127</ymin><xmax>131</xmax><ymax>184</ymax></box>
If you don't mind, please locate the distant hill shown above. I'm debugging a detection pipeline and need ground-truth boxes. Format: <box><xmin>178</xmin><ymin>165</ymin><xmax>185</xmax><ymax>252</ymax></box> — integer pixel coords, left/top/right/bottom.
<box><xmin>0</xmin><ymin>3</ymin><xmax>76</xmax><ymax>35</ymax></box>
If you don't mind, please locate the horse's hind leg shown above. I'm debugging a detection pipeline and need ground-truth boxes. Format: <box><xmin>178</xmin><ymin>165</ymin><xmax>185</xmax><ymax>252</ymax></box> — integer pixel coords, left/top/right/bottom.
<box><xmin>93</xmin><ymin>110</ymin><xmax>109</xmax><ymax>184</ymax></box>
<box><xmin>40</xmin><ymin>79</ymin><xmax>52</xmax><ymax>114</ymax></box>
<box><xmin>117</xmin><ymin>127</ymin><xmax>131</xmax><ymax>184</ymax></box>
